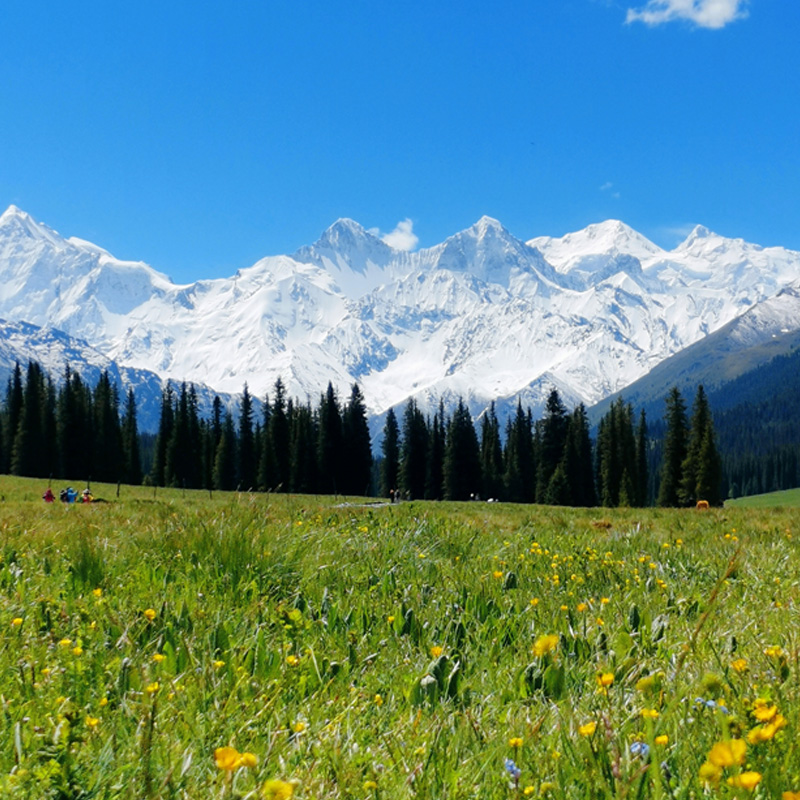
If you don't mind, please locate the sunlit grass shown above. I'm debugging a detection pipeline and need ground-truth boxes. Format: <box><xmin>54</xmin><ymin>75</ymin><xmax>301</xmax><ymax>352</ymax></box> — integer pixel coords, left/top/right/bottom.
<box><xmin>0</xmin><ymin>476</ymin><xmax>799</xmax><ymax>798</ymax></box>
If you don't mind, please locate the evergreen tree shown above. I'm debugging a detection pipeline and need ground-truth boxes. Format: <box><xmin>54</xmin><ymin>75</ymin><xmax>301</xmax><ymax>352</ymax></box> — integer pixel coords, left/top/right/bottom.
<box><xmin>57</xmin><ymin>368</ymin><xmax>92</xmax><ymax>480</ymax></box>
<box><xmin>399</xmin><ymin>399</ymin><xmax>428</xmax><ymax>500</ymax></box>
<box><xmin>91</xmin><ymin>371</ymin><xmax>123</xmax><ymax>483</ymax></box>
<box><xmin>657</xmin><ymin>387</ymin><xmax>689</xmax><ymax>507</ymax></box>
<box><xmin>12</xmin><ymin>362</ymin><xmax>47</xmax><ymax>477</ymax></box>
<box><xmin>596</xmin><ymin>398</ymin><xmax>636</xmax><ymax>507</ymax></box>
<box><xmin>317</xmin><ymin>383</ymin><xmax>343</xmax><ymax>494</ymax></box>
<box><xmin>503</xmin><ymin>401</ymin><xmax>535</xmax><ymax>503</ymax></box>
<box><xmin>635</xmin><ymin>410</ymin><xmax>648</xmax><ymax>507</ymax></box>
<box><xmin>380</xmin><ymin>408</ymin><xmax>400</xmax><ymax>497</ymax></box>
<box><xmin>680</xmin><ymin>385</ymin><xmax>722</xmax><ymax>505</ymax></box>
<box><xmin>424</xmin><ymin>402</ymin><xmax>446</xmax><ymax>500</ymax></box>
<box><xmin>121</xmin><ymin>388</ymin><xmax>142</xmax><ymax>485</ymax></box>
<box><xmin>341</xmin><ymin>383</ymin><xmax>372</xmax><ymax>496</ymax></box>
<box><xmin>443</xmin><ymin>399</ymin><xmax>481</xmax><ymax>501</ymax></box>
<box><xmin>152</xmin><ymin>384</ymin><xmax>175</xmax><ymax>486</ymax></box>
<box><xmin>212</xmin><ymin>412</ymin><xmax>237</xmax><ymax>490</ymax></box>
<box><xmin>2</xmin><ymin>363</ymin><xmax>24</xmax><ymax>474</ymax></box>
<box><xmin>536</xmin><ymin>389</ymin><xmax>568</xmax><ymax>502</ymax></box>
<box><xmin>263</xmin><ymin>379</ymin><xmax>290</xmax><ymax>492</ymax></box>
<box><xmin>480</xmin><ymin>402</ymin><xmax>503</xmax><ymax>500</ymax></box>
<box><xmin>561</xmin><ymin>403</ymin><xmax>596</xmax><ymax>507</ymax></box>
<box><xmin>237</xmin><ymin>383</ymin><xmax>256</xmax><ymax>490</ymax></box>
<box><xmin>289</xmin><ymin>402</ymin><xmax>316</xmax><ymax>494</ymax></box>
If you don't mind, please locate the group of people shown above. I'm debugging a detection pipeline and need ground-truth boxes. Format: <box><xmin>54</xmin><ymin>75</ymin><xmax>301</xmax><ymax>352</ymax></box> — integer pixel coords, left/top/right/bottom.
<box><xmin>42</xmin><ymin>487</ymin><xmax>93</xmax><ymax>503</ymax></box>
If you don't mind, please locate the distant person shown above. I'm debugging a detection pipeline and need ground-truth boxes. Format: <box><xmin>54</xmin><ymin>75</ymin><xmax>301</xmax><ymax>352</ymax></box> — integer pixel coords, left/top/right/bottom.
<box><xmin>42</xmin><ymin>488</ymin><xmax>55</xmax><ymax>503</ymax></box>
<box><xmin>63</xmin><ymin>487</ymin><xmax>78</xmax><ymax>503</ymax></box>
<box><xmin>81</xmin><ymin>489</ymin><xmax>93</xmax><ymax>503</ymax></box>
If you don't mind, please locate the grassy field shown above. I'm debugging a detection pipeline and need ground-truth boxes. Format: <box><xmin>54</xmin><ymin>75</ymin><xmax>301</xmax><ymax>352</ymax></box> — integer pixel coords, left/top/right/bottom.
<box><xmin>1</xmin><ymin>475</ymin><xmax>799</xmax><ymax>798</ymax></box>
<box><xmin>726</xmin><ymin>487</ymin><xmax>800</xmax><ymax>509</ymax></box>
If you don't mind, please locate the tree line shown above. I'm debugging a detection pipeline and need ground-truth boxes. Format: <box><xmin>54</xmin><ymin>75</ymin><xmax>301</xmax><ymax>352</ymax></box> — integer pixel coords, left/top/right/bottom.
<box><xmin>1</xmin><ymin>359</ymin><xmax>725</xmax><ymax>505</ymax></box>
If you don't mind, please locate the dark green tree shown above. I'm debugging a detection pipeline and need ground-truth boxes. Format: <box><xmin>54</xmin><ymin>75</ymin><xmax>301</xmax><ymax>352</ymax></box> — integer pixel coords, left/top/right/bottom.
<box><xmin>443</xmin><ymin>398</ymin><xmax>481</xmax><ymax>501</ymax></box>
<box><xmin>380</xmin><ymin>408</ymin><xmax>400</xmax><ymax>498</ymax></box>
<box><xmin>91</xmin><ymin>371</ymin><xmax>123</xmax><ymax>483</ymax></box>
<box><xmin>424</xmin><ymin>401</ymin><xmax>447</xmax><ymax>500</ymax></box>
<box><xmin>341</xmin><ymin>384</ymin><xmax>372</xmax><ymax>496</ymax></box>
<box><xmin>535</xmin><ymin>389</ymin><xmax>568</xmax><ymax>502</ymax></box>
<box><xmin>657</xmin><ymin>387</ymin><xmax>689</xmax><ymax>507</ymax></box>
<box><xmin>121</xmin><ymin>388</ymin><xmax>142</xmax><ymax>485</ymax></box>
<box><xmin>237</xmin><ymin>383</ymin><xmax>256</xmax><ymax>490</ymax></box>
<box><xmin>212</xmin><ymin>412</ymin><xmax>237</xmax><ymax>491</ymax></box>
<box><xmin>680</xmin><ymin>385</ymin><xmax>721</xmax><ymax>506</ymax></box>
<box><xmin>152</xmin><ymin>384</ymin><xmax>175</xmax><ymax>486</ymax></box>
<box><xmin>399</xmin><ymin>399</ymin><xmax>428</xmax><ymax>500</ymax></box>
<box><xmin>317</xmin><ymin>383</ymin><xmax>343</xmax><ymax>494</ymax></box>
<box><xmin>289</xmin><ymin>401</ymin><xmax>317</xmax><ymax>494</ymax></box>
<box><xmin>480</xmin><ymin>402</ymin><xmax>503</xmax><ymax>500</ymax></box>
<box><xmin>503</xmin><ymin>401</ymin><xmax>535</xmax><ymax>503</ymax></box>
<box><xmin>11</xmin><ymin>362</ymin><xmax>48</xmax><ymax>477</ymax></box>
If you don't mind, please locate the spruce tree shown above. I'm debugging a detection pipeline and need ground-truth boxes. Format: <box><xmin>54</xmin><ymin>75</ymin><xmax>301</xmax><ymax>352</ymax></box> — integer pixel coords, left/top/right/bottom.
<box><xmin>503</xmin><ymin>401</ymin><xmax>534</xmax><ymax>503</ymax></box>
<box><xmin>536</xmin><ymin>389</ymin><xmax>568</xmax><ymax>502</ymax></box>
<box><xmin>289</xmin><ymin>402</ymin><xmax>316</xmax><ymax>493</ymax></box>
<box><xmin>480</xmin><ymin>402</ymin><xmax>503</xmax><ymax>500</ymax></box>
<box><xmin>212</xmin><ymin>412</ymin><xmax>237</xmax><ymax>490</ymax></box>
<box><xmin>657</xmin><ymin>387</ymin><xmax>689</xmax><ymax>507</ymax></box>
<box><xmin>92</xmin><ymin>371</ymin><xmax>123</xmax><ymax>483</ymax></box>
<box><xmin>443</xmin><ymin>399</ymin><xmax>481</xmax><ymax>501</ymax></box>
<box><xmin>380</xmin><ymin>408</ymin><xmax>400</xmax><ymax>498</ymax></box>
<box><xmin>2</xmin><ymin>363</ymin><xmax>24</xmax><ymax>474</ymax></box>
<box><xmin>635</xmin><ymin>410</ymin><xmax>648</xmax><ymax>507</ymax></box>
<box><xmin>237</xmin><ymin>383</ymin><xmax>256</xmax><ymax>490</ymax></box>
<box><xmin>121</xmin><ymin>388</ymin><xmax>142</xmax><ymax>485</ymax></box>
<box><xmin>341</xmin><ymin>383</ymin><xmax>372</xmax><ymax>496</ymax></box>
<box><xmin>11</xmin><ymin>362</ymin><xmax>47</xmax><ymax>477</ymax></box>
<box><xmin>399</xmin><ymin>399</ymin><xmax>428</xmax><ymax>500</ymax></box>
<box><xmin>152</xmin><ymin>384</ymin><xmax>175</xmax><ymax>486</ymax></box>
<box><xmin>317</xmin><ymin>383</ymin><xmax>343</xmax><ymax>495</ymax></box>
<box><xmin>265</xmin><ymin>378</ymin><xmax>290</xmax><ymax>492</ymax></box>
<box><xmin>424</xmin><ymin>402</ymin><xmax>446</xmax><ymax>500</ymax></box>
<box><xmin>680</xmin><ymin>385</ymin><xmax>721</xmax><ymax>506</ymax></box>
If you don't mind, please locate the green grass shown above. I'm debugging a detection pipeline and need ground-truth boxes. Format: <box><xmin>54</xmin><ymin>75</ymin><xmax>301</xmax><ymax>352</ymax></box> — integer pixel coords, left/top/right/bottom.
<box><xmin>726</xmin><ymin>487</ymin><xmax>800</xmax><ymax>508</ymax></box>
<box><xmin>0</xmin><ymin>476</ymin><xmax>799</xmax><ymax>798</ymax></box>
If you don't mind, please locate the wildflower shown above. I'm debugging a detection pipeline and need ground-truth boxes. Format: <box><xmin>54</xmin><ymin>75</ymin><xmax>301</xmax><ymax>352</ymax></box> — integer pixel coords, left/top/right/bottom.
<box><xmin>752</xmin><ymin>704</ymin><xmax>778</xmax><ymax>723</ymax></box>
<box><xmin>708</xmin><ymin>739</ymin><xmax>746</xmax><ymax>767</ymax></box>
<box><xmin>92</xmin><ymin>588</ymin><xmax>102</xmax><ymax>598</ymax></box>
<box><xmin>748</xmin><ymin>714</ymin><xmax>787</xmax><ymax>743</ymax></box>
<box><xmin>285</xmin><ymin>654</ymin><xmax>300</xmax><ymax>667</ymax></box>
<box><xmin>731</xmin><ymin>658</ymin><xmax>748</xmax><ymax>673</ymax></box>
<box><xmin>58</xmin><ymin>638</ymin><xmax>72</xmax><ymax>648</ymax></box>
<box><xmin>601</xmin><ymin>597</ymin><xmax>610</xmax><ymax>605</ymax></box>
<box><xmin>540</xmin><ymin>782</ymin><xmax>556</xmax><ymax>794</ymax></box>
<box><xmin>239</xmin><ymin>752</ymin><xmax>258</xmax><ymax>768</ymax></box>
<box><xmin>505</xmin><ymin>758</ymin><xmax>521</xmax><ymax>781</ymax></box>
<box><xmin>145</xmin><ymin>682</ymin><xmax>160</xmax><ymax>695</ymax></box>
<box><xmin>374</xmin><ymin>694</ymin><xmax>384</xmax><ymax>707</ymax></box>
<box><xmin>213</xmin><ymin>660</ymin><xmax>225</xmax><ymax>670</ymax></box>
<box><xmin>72</xmin><ymin>646</ymin><xmax>83</xmax><ymax>656</ymax></box>
<box><xmin>11</xmin><ymin>617</ymin><xmax>23</xmax><ymax>627</ymax></box>
<box><xmin>493</xmin><ymin>570</ymin><xmax>504</xmax><ymax>579</ymax></box>
<box><xmin>630</xmin><ymin>741</ymin><xmax>650</xmax><ymax>759</ymax></box>
<box><xmin>363</xmin><ymin>780</ymin><xmax>378</xmax><ymax>790</ymax></box>
<box><xmin>640</xmin><ymin>708</ymin><xmax>660</xmax><ymax>719</ymax></box>
<box><xmin>430</xmin><ymin>645</ymin><xmax>443</xmax><ymax>658</ymax></box>
<box><xmin>524</xmin><ymin>787</ymin><xmax>536</xmax><ymax>796</ymax></box>
<box><xmin>596</xmin><ymin>617</ymin><xmax>604</xmax><ymax>626</ymax></box>
<box><xmin>530</xmin><ymin>598</ymin><xmax>539</xmax><ymax>607</ymax></box>
<box><xmin>143</xmin><ymin>608</ymin><xmax>157</xmax><ymax>622</ymax></box>
<box><xmin>99</xmin><ymin>697</ymin><xmax>108</xmax><ymax>707</ymax></box>
<box><xmin>532</xmin><ymin>634</ymin><xmax>558</xmax><ymax>657</ymax></box>
<box><xmin>215</xmin><ymin>747</ymin><xmax>241</xmax><ymax>771</ymax></box>
<box><xmin>85</xmin><ymin>716</ymin><xmax>100</xmax><ymax>728</ymax></box>
<box><xmin>387</xmin><ymin>615</ymin><xmax>395</xmax><ymax>624</ymax></box>
<box><xmin>655</xmin><ymin>735</ymin><xmax>668</xmax><ymax>746</ymax></box>
<box><xmin>596</xmin><ymin>672</ymin><xmax>614</xmax><ymax>689</ymax></box>
<box><xmin>292</xmin><ymin>722</ymin><xmax>306</xmax><ymax>734</ymax></box>
<box><xmin>509</xmin><ymin>737</ymin><xmax>523</xmax><ymax>748</ymax></box>
<box><xmin>783</xmin><ymin>793</ymin><xmax>800</xmax><ymax>800</ymax></box>
<box><xmin>578</xmin><ymin>721</ymin><xmax>596</xmax><ymax>737</ymax></box>
<box><xmin>152</xmin><ymin>653</ymin><xmax>166</xmax><ymax>663</ymax></box>
<box><xmin>764</xmin><ymin>645</ymin><xmax>784</xmax><ymax>658</ymax></box>
<box><xmin>577</xmin><ymin>603</ymin><xmax>588</xmax><ymax>613</ymax></box>
<box><xmin>699</xmin><ymin>762</ymin><xmax>722</xmax><ymax>785</ymax></box>
<box><xmin>727</xmin><ymin>772</ymin><xmax>762</xmax><ymax>790</ymax></box>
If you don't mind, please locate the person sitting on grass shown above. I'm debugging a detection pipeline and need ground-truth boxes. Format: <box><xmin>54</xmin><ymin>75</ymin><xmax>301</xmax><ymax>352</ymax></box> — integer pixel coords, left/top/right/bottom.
<box><xmin>42</xmin><ymin>488</ymin><xmax>55</xmax><ymax>502</ymax></box>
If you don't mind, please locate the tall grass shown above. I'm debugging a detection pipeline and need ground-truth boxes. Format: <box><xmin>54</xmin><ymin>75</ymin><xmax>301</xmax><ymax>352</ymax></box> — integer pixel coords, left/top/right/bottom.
<box><xmin>0</xmin><ymin>477</ymin><xmax>798</xmax><ymax>798</ymax></box>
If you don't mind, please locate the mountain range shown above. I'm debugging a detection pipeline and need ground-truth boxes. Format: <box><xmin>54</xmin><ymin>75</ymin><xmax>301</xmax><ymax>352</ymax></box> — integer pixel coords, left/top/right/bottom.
<box><xmin>1</xmin><ymin>204</ymin><xmax>799</xmax><ymax>432</ymax></box>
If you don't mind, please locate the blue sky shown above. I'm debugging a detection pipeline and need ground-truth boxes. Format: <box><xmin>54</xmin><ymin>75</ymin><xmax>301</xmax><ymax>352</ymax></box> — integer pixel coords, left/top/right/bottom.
<box><xmin>1</xmin><ymin>0</ymin><xmax>797</xmax><ymax>282</ymax></box>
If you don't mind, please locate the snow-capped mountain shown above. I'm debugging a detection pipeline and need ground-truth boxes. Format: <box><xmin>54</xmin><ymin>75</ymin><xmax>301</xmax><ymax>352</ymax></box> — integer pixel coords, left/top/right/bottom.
<box><xmin>1</xmin><ymin>203</ymin><xmax>799</xmax><ymax>427</ymax></box>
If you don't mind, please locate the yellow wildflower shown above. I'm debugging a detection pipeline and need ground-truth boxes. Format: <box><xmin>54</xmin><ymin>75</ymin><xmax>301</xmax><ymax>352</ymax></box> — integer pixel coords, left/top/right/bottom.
<box><xmin>430</xmin><ymin>645</ymin><xmax>443</xmax><ymax>658</ymax></box>
<box><xmin>752</xmin><ymin>704</ymin><xmax>778</xmax><ymax>723</ymax></box>
<box><xmin>285</xmin><ymin>654</ymin><xmax>300</xmax><ymax>667</ymax></box>
<box><xmin>72</xmin><ymin>646</ymin><xmax>83</xmax><ymax>656</ymax></box>
<box><xmin>655</xmin><ymin>735</ymin><xmax>668</xmax><ymax>746</ymax></box>
<box><xmin>213</xmin><ymin>660</ymin><xmax>225</xmax><ymax>669</ymax></box>
<box><xmin>143</xmin><ymin>608</ymin><xmax>157</xmax><ymax>621</ymax></box>
<box><xmin>262</xmin><ymin>779</ymin><xmax>295</xmax><ymax>800</ymax></box>
<box><xmin>374</xmin><ymin>694</ymin><xmax>384</xmax><ymax>706</ymax></box>
<box><xmin>699</xmin><ymin>762</ymin><xmax>722</xmax><ymax>785</ymax></box>
<box><xmin>292</xmin><ymin>721</ymin><xmax>306</xmax><ymax>734</ymax></box>
<box><xmin>730</xmin><ymin>658</ymin><xmax>748</xmax><ymax>673</ymax></box>
<box><xmin>145</xmin><ymin>682</ymin><xmax>159</xmax><ymax>695</ymax></box>
<box><xmin>152</xmin><ymin>653</ymin><xmax>166</xmax><ymax>663</ymax></box>
<box><xmin>578</xmin><ymin>721</ymin><xmax>597</xmax><ymax>737</ymax></box>
<box><xmin>708</xmin><ymin>739</ymin><xmax>746</xmax><ymax>767</ymax></box>
<box><xmin>727</xmin><ymin>772</ymin><xmax>762</xmax><ymax>790</ymax></box>
<box><xmin>92</xmin><ymin>588</ymin><xmax>102</xmax><ymax>598</ymax></box>
<box><xmin>11</xmin><ymin>617</ymin><xmax>23</xmax><ymax>627</ymax></box>
<box><xmin>239</xmin><ymin>752</ymin><xmax>258</xmax><ymax>768</ymax></box>
<box><xmin>58</xmin><ymin>638</ymin><xmax>72</xmax><ymax>648</ymax></box>
<box><xmin>493</xmin><ymin>570</ymin><xmax>504</xmax><ymax>579</ymax></box>
<box><xmin>85</xmin><ymin>716</ymin><xmax>100</xmax><ymax>728</ymax></box>
<box><xmin>533</xmin><ymin>634</ymin><xmax>559</xmax><ymax>657</ymax></box>
<box><xmin>640</xmin><ymin>708</ymin><xmax>660</xmax><ymax>719</ymax></box>
<box><xmin>596</xmin><ymin>672</ymin><xmax>614</xmax><ymax>688</ymax></box>
<box><xmin>509</xmin><ymin>737</ymin><xmax>523</xmax><ymax>748</ymax></box>
<box><xmin>215</xmin><ymin>747</ymin><xmax>241</xmax><ymax>771</ymax></box>
<box><xmin>363</xmin><ymin>780</ymin><xmax>378</xmax><ymax>790</ymax></box>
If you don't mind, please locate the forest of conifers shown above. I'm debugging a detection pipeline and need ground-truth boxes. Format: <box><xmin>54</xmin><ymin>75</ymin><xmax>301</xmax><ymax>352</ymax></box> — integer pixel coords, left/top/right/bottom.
<box><xmin>0</xmin><ymin>358</ymin><xmax>785</xmax><ymax>506</ymax></box>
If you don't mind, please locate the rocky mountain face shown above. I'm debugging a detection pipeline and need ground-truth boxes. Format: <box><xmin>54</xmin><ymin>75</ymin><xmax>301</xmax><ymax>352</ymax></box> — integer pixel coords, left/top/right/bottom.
<box><xmin>1</xmin><ymin>204</ymin><xmax>799</xmax><ymax>430</ymax></box>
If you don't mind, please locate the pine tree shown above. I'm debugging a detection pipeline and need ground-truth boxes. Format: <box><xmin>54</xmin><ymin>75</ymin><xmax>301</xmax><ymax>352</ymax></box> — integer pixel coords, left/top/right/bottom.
<box><xmin>657</xmin><ymin>387</ymin><xmax>689</xmax><ymax>507</ymax></box>
<box><xmin>212</xmin><ymin>412</ymin><xmax>237</xmax><ymax>490</ymax></box>
<box><xmin>121</xmin><ymin>388</ymin><xmax>142</xmax><ymax>485</ymax></box>
<box><xmin>480</xmin><ymin>402</ymin><xmax>503</xmax><ymax>500</ymax></box>
<box><xmin>317</xmin><ymin>383</ymin><xmax>343</xmax><ymax>494</ymax></box>
<box><xmin>536</xmin><ymin>389</ymin><xmax>568</xmax><ymax>502</ymax></box>
<box><xmin>503</xmin><ymin>401</ymin><xmax>534</xmax><ymax>503</ymax></box>
<box><xmin>443</xmin><ymin>399</ymin><xmax>481</xmax><ymax>501</ymax></box>
<box><xmin>596</xmin><ymin>398</ymin><xmax>636</xmax><ymax>507</ymax></box>
<box><xmin>91</xmin><ymin>371</ymin><xmax>123</xmax><ymax>483</ymax></box>
<box><xmin>264</xmin><ymin>378</ymin><xmax>290</xmax><ymax>492</ymax></box>
<box><xmin>57</xmin><ymin>368</ymin><xmax>91</xmax><ymax>481</ymax></box>
<box><xmin>289</xmin><ymin>402</ymin><xmax>316</xmax><ymax>493</ymax></box>
<box><xmin>12</xmin><ymin>362</ymin><xmax>47</xmax><ymax>477</ymax></box>
<box><xmin>2</xmin><ymin>363</ymin><xmax>24</xmax><ymax>474</ymax></box>
<box><xmin>399</xmin><ymin>399</ymin><xmax>428</xmax><ymax>500</ymax></box>
<box><xmin>380</xmin><ymin>408</ymin><xmax>400</xmax><ymax>498</ymax></box>
<box><xmin>561</xmin><ymin>404</ymin><xmax>596</xmax><ymax>507</ymax></box>
<box><xmin>341</xmin><ymin>384</ymin><xmax>372</xmax><ymax>496</ymax></box>
<box><xmin>424</xmin><ymin>402</ymin><xmax>446</xmax><ymax>500</ymax></box>
<box><xmin>680</xmin><ymin>385</ymin><xmax>722</xmax><ymax>506</ymax></box>
<box><xmin>152</xmin><ymin>384</ymin><xmax>175</xmax><ymax>486</ymax></box>
<box><xmin>237</xmin><ymin>383</ymin><xmax>256</xmax><ymax>490</ymax></box>
<box><xmin>635</xmin><ymin>410</ymin><xmax>648</xmax><ymax>507</ymax></box>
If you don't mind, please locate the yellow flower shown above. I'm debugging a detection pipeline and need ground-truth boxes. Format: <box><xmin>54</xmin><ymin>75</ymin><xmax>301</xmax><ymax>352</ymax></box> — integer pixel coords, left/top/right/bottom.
<box><xmin>708</xmin><ymin>739</ymin><xmax>746</xmax><ymax>767</ymax></box>
<box><xmin>533</xmin><ymin>634</ymin><xmax>559</xmax><ymax>657</ymax></box>
<box><xmin>640</xmin><ymin>708</ymin><xmax>660</xmax><ymax>719</ymax></box>
<box><xmin>655</xmin><ymin>735</ymin><xmax>668</xmax><ymax>746</ymax></box>
<box><xmin>145</xmin><ymin>682</ymin><xmax>160</xmax><ymax>695</ymax></box>
<box><xmin>577</xmin><ymin>603</ymin><xmax>588</xmax><ymax>613</ymax></box>
<box><xmin>11</xmin><ymin>617</ymin><xmax>23</xmax><ymax>627</ymax></box>
<box><xmin>72</xmin><ymin>646</ymin><xmax>83</xmax><ymax>656</ymax></box>
<box><xmin>530</xmin><ymin>598</ymin><xmax>539</xmax><ymax>607</ymax></box>
<box><xmin>58</xmin><ymin>638</ymin><xmax>72</xmax><ymax>648</ymax></box>
<box><xmin>152</xmin><ymin>653</ymin><xmax>166</xmax><ymax>663</ymax></box>
<box><xmin>752</xmin><ymin>704</ymin><xmax>778</xmax><ymax>722</ymax></box>
<box><xmin>509</xmin><ymin>737</ymin><xmax>523</xmax><ymax>748</ymax></box>
<box><xmin>764</xmin><ymin>645</ymin><xmax>784</xmax><ymax>658</ymax></box>
<box><xmin>430</xmin><ymin>645</ymin><xmax>443</xmax><ymax>658</ymax></box>
<box><xmin>215</xmin><ymin>746</ymin><xmax>241</xmax><ymax>771</ymax></box>
<box><xmin>363</xmin><ymin>780</ymin><xmax>378</xmax><ymax>790</ymax></box>
<box><xmin>143</xmin><ymin>608</ymin><xmax>157</xmax><ymax>621</ymax></box>
<box><xmin>99</xmin><ymin>697</ymin><xmax>108</xmax><ymax>707</ymax></box>
<box><xmin>92</xmin><ymin>588</ymin><xmax>102</xmax><ymax>598</ymax></box>
<box><xmin>539</xmin><ymin>782</ymin><xmax>556</xmax><ymax>794</ymax></box>
<box><xmin>262</xmin><ymin>779</ymin><xmax>295</xmax><ymax>800</ymax></box>
<box><xmin>387</xmin><ymin>615</ymin><xmax>395</xmax><ymax>624</ymax></box>
<box><xmin>727</xmin><ymin>772</ymin><xmax>762</xmax><ymax>790</ymax></box>
<box><xmin>285</xmin><ymin>654</ymin><xmax>300</xmax><ymax>667</ymax></box>
<box><xmin>493</xmin><ymin>570</ymin><xmax>504</xmax><ymax>579</ymax></box>
<box><xmin>783</xmin><ymin>792</ymin><xmax>800</xmax><ymax>800</ymax></box>
<box><xmin>292</xmin><ymin>721</ymin><xmax>306</xmax><ymax>734</ymax></box>
<box><xmin>213</xmin><ymin>660</ymin><xmax>225</xmax><ymax>670</ymax></box>
<box><xmin>699</xmin><ymin>761</ymin><xmax>722</xmax><ymax>785</ymax></box>
<box><xmin>730</xmin><ymin>658</ymin><xmax>748</xmax><ymax>673</ymax></box>
<box><xmin>85</xmin><ymin>716</ymin><xmax>100</xmax><ymax>728</ymax></box>
<box><xmin>596</xmin><ymin>672</ymin><xmax>614</xmax><ymax>688</ymax></box>
<box><xmin>374</xmin><ymin>694</ymin><xmax>384</xmax><ymax>706</ymax></box>
<box><xmin>523</xmin><ymin>787</ymin><xmax>536</xmax><ymax>796</ymax></box>
<box><xmin>578</xmin><ymin>721</ymin><xmax>597</xmax><ymax>737</ymax></box>
<box><xmin>238</xmin><ymin>752</ymin><xmax>258</xmax><ymax>768</ymax></box>
<box><xmin>748</xmin><ymin>714</ymin><xmax>787</xmax><ymax>743</ymax></box>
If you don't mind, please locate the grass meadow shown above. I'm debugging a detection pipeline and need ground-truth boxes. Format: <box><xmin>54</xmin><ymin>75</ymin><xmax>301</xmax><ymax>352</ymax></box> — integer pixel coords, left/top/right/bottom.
<box><xmin>1</xmin><ymin>475</ymin><xmax>799</xmax><ymax>798</ymax></box>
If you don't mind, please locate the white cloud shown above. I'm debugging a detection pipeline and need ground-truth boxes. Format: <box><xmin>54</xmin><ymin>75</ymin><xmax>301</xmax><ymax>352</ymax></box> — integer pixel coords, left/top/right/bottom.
<box><xmin>626</xmin><ymin>0</ymin><xmax>748</xmax><ymax>29</ymax></box>
<box><xmin>599</xmin><ymin>181</ymin><xmax>614</xmax><ymax>192</ymax></box>
<box><xmin>376</xmin><ymin>218</ymin><xmax>419</xmax><ymax>252</ymax></box>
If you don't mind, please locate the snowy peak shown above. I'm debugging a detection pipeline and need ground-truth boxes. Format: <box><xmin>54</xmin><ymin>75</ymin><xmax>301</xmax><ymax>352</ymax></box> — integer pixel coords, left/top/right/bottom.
<box><xmin>0</xmin><ymin>204</ymin><xmax>66</xmax><ymax>248</ymax></box>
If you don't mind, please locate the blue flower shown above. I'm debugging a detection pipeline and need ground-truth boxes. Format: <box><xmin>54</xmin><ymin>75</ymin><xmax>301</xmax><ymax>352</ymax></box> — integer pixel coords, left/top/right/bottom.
<box><xmin>504</xmin><ymin>758</ymin><xmax>521</xmax><ymax>780</ymax></box>
<box><xmin>630</xmin><ymin>741</ymin><xmax>650</xmax><ymax>759</ymax></box>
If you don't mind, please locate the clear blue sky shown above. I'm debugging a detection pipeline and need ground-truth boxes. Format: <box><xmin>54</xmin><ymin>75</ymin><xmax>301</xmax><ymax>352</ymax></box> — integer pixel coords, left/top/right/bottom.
<box><xmin>2</xmin><ymin>0</ymin><xmax>797</xmax><ymax>282</ymax></box>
